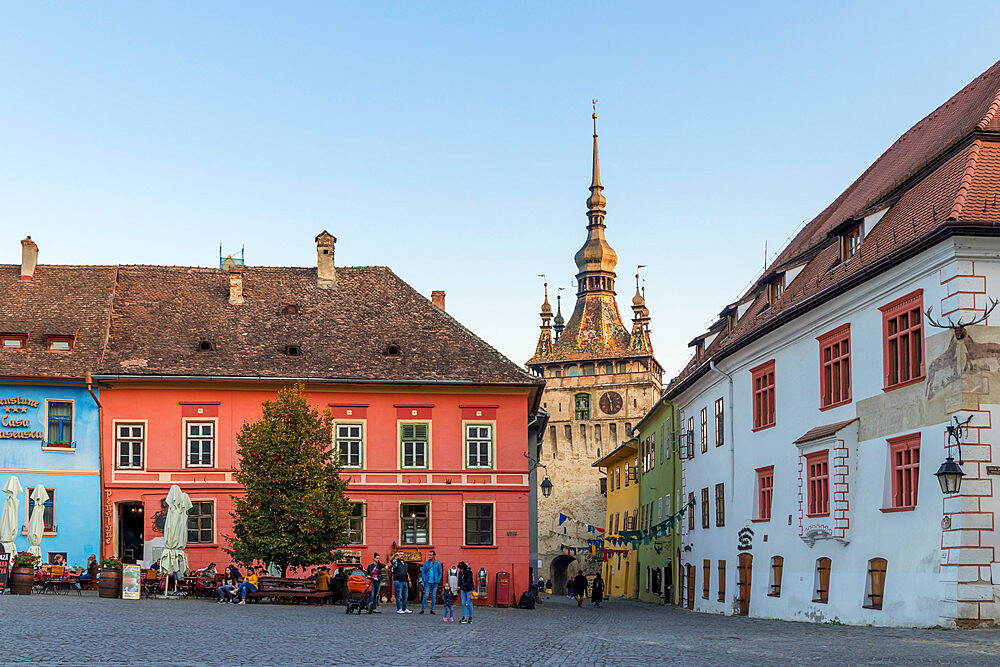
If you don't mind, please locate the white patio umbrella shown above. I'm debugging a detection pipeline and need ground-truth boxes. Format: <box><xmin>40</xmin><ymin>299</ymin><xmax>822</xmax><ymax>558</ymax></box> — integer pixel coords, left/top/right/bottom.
<box><xmin>27</xmin><ymin>485</ymin><xmax>50</xmax><ymax>558</ymax></box>
<box><xmin>0</xmin><ymin>476</ymin><xmax>24</xmax><ymax>556</ymax></box>
<box><xmin>159</xmin><ymin>485</ymin><xmax>192</xmax><ymax>593</ymax></box>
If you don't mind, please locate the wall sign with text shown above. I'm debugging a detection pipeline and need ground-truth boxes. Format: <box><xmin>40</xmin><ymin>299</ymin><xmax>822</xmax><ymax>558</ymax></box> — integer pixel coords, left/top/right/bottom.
<box><xmin>0</xmin><ymin>396</ymin><xmax>42</xmax><ymax>440</ymax></box>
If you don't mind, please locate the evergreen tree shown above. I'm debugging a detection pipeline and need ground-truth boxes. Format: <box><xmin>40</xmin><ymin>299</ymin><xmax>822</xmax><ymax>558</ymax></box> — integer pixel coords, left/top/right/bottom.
<box><xmin>226</xmin><ymin>384</ymin><xmax>350</xmax><ymax>575</ymax></box>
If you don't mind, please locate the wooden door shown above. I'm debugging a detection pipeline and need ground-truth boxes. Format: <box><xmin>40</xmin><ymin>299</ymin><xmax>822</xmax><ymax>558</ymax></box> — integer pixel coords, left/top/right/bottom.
<box><xmin>737</xmin><ymin>553</ymin><xmax>752</xmax><ymax>615</ymax></box>
<box><xmin>685</xmin><ymin>564</ymin><xmax>695</xmax><ymax>609</ymax></box>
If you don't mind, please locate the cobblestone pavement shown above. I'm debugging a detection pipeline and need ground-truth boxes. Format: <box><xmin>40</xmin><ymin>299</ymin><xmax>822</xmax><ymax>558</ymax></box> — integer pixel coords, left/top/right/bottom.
<box><xmin>4</xmin><ymin>592</ymin><xmax>1000</xmax><ymax>666</ymax></box>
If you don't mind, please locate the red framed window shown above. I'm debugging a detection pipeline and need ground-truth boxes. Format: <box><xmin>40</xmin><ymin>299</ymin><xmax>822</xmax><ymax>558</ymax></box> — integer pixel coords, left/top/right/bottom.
<box><xmin>750</xmin><ymin>360</ymin><xmax>776</xmax><ymax>430</ymax></box>
<box><xmin>817</xmin><ymin>324</ymin><xmax>851</xmax><ymax>409</ymax></box>
<box><xmin>806</xmin><ymin>451</ymin><xmax>829</xmax><ymax>517</ymax></box>
<box><xmin>880</xmin><ymin>290</ymin><xmax>924</xmax><ymax>390</ymax></box>
<box><xmin>756</xmin><ymin>466</ymin><xmax>774</xmax><ymax>521</ymax></box>
<box><xmin>889</xmin><ymin>433</ymin><xmax>920</xmax><ymax>509</ymax></box>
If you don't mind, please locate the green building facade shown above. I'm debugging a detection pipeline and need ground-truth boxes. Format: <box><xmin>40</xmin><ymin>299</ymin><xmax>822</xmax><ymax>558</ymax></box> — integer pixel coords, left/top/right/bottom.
<box><xmin>634</xmin><ymin>396</ymin><xmax>681</xmax><ymax>605</ymax></box>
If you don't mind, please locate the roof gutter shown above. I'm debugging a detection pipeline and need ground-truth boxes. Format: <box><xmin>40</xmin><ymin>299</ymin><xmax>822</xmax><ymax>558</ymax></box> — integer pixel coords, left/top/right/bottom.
<box><xmin>666</xmin><ymin>223</ymin><xmax>1000</xmax><ymax>399</ymax></box>
<box><xmin>93</xmin><ymin>374</ymin><xmax>542</xmax><ymax>388</ymax></box>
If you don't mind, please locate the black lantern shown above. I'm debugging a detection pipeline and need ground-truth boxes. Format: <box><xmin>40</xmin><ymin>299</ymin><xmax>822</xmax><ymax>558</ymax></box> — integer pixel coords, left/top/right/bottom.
<box><xmin>937</xmin><ymin>415</ymin><xmax>972</xmax><ymax>495</ymax></box>
<box><xmin>524</xmin><ymin>452</ymin><xmax>554</xmax><ymax>497</ymax></box>
<box><xmin>935</xmin><ymin>456</ymin><xmax>964</xmax><ymax>494</ymax></box>
<box><xmin>540</xmin><ymin>476</ymin><xmax>553</xmax><ymax>498</ymax></box>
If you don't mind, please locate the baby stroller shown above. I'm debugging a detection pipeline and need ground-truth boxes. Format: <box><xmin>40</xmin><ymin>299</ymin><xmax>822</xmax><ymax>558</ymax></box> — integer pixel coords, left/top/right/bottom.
<box><xmin>345</xmin><ymin>569</ymin><xmax>373</xmax><ymax>614</ymax></box>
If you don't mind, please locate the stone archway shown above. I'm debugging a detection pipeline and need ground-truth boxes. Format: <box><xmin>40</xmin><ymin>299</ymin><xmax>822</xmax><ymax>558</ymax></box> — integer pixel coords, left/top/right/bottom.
<box><xmin>550</xmin><ymin>554</ymin><xmax>578</xmax><ymax>596</ymax></box>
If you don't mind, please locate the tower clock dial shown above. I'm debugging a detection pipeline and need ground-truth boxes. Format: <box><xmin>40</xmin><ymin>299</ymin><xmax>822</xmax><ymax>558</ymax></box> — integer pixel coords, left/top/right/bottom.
<box><xmin>599</xmin><ymin>391</ymin><xmax>623</xmax><ymax>415</ymax></box>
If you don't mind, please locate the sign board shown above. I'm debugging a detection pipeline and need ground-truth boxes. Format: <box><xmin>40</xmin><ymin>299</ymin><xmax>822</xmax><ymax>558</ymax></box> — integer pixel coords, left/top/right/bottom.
<box><xmin>0</xmin><ymin>553</ymin><xmax>10</xmax><ymax>594</ymax></box>
<box><xmin>986</xmin><ymin>465</ymin><xmax>1000</xmax><ymax>476</ymax></box>
<box><xmin>400</xmin><ymin>551</ymin><xmax>423</xmax><ymax>563</ymax></box>
<box><xmin>121</xmin><ymin>564</ymin><xmax>141</xmax><ymax>600</ymax></box>
<box><xmin>0</xmin><ymin>396</ymin><xmax>42</xmax><ymax>440</ymax></box>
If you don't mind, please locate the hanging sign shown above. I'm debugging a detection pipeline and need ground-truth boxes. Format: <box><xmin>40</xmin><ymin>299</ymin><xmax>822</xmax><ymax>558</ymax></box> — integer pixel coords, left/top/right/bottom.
<box><xmin>0</xmin><ymin>396</ymin><xmax>42</xmax><ymax>440</ymax></box>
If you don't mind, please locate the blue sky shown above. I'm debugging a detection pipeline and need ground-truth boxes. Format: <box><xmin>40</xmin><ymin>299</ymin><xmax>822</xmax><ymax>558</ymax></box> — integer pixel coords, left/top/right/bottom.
<box><xmin>2</xmin><ymin>2</ymin><xmax>999</xmax><ymax>378</ymax></box>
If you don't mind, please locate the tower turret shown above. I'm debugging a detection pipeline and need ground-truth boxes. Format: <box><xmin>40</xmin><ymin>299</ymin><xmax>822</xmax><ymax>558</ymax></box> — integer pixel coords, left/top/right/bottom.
<box><xmin>533</xmin><ymin>282</ymin><xmax>553</xmax><ymax>359</ymax></box>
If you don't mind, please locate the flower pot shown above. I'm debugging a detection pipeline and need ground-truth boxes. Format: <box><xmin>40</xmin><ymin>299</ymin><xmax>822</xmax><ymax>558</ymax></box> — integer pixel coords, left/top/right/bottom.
<box><xmin>98</xmin><ymin>567</ymin><xmax>123</xmax><ymax>598</ymax></box>
<box><xmin>9</xmin><ymin>566</ymin><xmax>34</xmax><ymax>595</ymax></box>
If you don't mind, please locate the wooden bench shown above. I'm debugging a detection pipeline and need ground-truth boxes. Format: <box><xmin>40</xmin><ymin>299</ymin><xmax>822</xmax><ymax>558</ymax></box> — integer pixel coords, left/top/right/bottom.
<box><xmin>245</xmin><ymin>577</ymin><xmax>335</xmax><ymax>605</ymax></box>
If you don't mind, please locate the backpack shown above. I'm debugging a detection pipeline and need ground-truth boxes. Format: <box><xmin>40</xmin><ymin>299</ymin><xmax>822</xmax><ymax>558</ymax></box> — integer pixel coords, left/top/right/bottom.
<box><xmin>518</xmin><ymin>591</ymin><xmax>536</xmax><ymax>609</ymax></box>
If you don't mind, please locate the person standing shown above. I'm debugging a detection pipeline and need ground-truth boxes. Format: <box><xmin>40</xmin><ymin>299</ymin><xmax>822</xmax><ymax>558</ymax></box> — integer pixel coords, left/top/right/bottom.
<box><xmin>573</xmin><ymin>572</ymin><xmax>588</xmax><ymax>607</ymax></box>
<box><xmin>441</xmin><ymin>582</ymin><xmax>456</xmax><ymax>622</ymax></box>
<box><xmin>591</xmin><ymin>572</ymin><xmax>605</xmax><ymax>608</ymax></box>
<box><xmin>366</xmin><ymin>554</ymin><xmax>384</xmax><ymax>613</ymax></box>
<box><xmin>392</xmin><ymin>553</ymin><xmax>412</xmax><ymax>614</ymax></box>
<box><xmin>457</xmin><ymin>561</ymin><xmax>475</xmax><ymax>624</ymax></box>
<box><xmin>419</xmin><ymin>550</ymin><xmax>443</xmax><ymax>615</ymax></box>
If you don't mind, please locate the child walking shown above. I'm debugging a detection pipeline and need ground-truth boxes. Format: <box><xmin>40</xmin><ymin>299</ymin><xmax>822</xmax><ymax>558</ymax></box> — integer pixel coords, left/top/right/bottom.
<box><xmin>441</xmin><ymin>582</ymin><xmax>456</xmax><ymax>622</ymax></box>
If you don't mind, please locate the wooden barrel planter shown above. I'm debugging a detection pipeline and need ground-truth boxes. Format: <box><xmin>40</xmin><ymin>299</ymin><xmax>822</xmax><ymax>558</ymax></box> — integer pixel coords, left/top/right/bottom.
<box><xmin>8</xmin><ymin>566</ymin><xmax>35</xmax><ymax>595</ymax></box>
<box><xmin>98</xmin><ymin>568</ymin><xmax>123</xmax><ymax>598</ymax></box>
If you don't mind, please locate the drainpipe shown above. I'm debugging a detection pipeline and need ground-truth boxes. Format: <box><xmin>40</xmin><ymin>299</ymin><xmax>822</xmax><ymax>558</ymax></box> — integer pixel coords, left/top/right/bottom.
<box><xmin>708</xmin><ymin>361</ymin><xmax>735</xmax><ymax>508</ymax></box>
<box><xmin>85</xmin><ymin>372</ymin><xmax>106</xmax><ymax>556</ymax></box>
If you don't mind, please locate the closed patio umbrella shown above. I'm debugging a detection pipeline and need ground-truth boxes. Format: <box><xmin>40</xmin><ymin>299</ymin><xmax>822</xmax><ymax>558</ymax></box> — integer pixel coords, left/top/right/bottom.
<box><xmin>1</xmin><ymin>476</ymin><xmax>24</xmax><ymax>556</ymax></box>
<box><xmin>159</xmin><ymin>485</ymin><xmax>192</xmax><ymax>589</ymax></box>
<box><xmin>27</xmin><ymin>485</ymin><xmax>50</xmax><ymax>558</ymax></box>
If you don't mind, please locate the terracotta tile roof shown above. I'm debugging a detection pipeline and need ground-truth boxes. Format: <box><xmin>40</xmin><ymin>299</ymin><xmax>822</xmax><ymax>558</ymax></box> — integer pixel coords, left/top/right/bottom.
<box><xmin>793</xmin><ymin>419</ymin><xmax>858</xmax><ymax>445</ymax></box>
<box><xmin>667</xmin><ymin>61</ymin><xmax>1000</xmax><ymax>395</ymax></box>
<box><xmin>0</xmin><ymin>264</ymin><xmax>117</xmax><ymax>379</ymax></box>
<box><xmin>101</xmin><ymin>265</ymin><xmax>540</xmax><ymax>386</ymax></box>
<box><xmin>531</xmin><ymin>293</ymin><xmax>635</xmax><ymax>364</ymax></box>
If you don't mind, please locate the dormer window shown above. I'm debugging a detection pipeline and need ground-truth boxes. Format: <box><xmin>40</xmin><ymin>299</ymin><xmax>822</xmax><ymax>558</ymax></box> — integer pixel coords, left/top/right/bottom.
<box><xmin>197</xmin><ymin>340</ymin><xmax>215</xmax><ymax>352</ymax></box>
<box><xmin>384</xmin><ymin>344</ymin><xmax>402</xmax><ymax>357</ymax></box>
<box><xmin>728</xmin><ymin>312</ymin><xmax>737</xmax><ymax>332</ymax></box>
<box><xmin>841</xmin><ymin>223</ymin><xmax>863</xmax><ymax>261</ymax></box>
<box><xmin>2</xmin><ymin>334</ymin><xmax>26</xmax><ymax>350</ymax></box>
<box><xmin>284</xmin><ymin>344</ymin><xmax>302</xmax><ymax>356</ymax></box>
<box><xmin>46</xmin><ymin>336</ymin><xmax>74</xmax><ymax>352</ymax></box>
<box><xmin>281</xmin><ymin>304</ymin><xmax>299</xmax><ymax>316</ymax></box>
<box><xmin>767</xmin><ymin>276</ymin><xmax>785</xmax><ymax>305</ymax></box>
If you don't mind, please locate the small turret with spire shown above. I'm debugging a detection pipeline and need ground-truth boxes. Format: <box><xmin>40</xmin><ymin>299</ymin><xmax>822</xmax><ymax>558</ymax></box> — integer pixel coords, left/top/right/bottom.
<box><xmin>629</xmin><ymin>272</ymin><xmax>653</xmax><ymax>353</ymax></box>
<box><xmin>553</xmin><ymin>292</ymin><xmax>565</xmax><ymax>341</ymax></box>
<box><xmin>533</xmin><ymin>282</ymin><xmax>553</xmax><ymax>359</ymax></box>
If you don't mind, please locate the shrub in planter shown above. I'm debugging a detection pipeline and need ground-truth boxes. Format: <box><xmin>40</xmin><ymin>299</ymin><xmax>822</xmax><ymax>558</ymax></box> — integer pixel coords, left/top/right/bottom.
<box><xmin>98</xmin><ymin>557</ymin><xmax>124</xmax><ymax>598</ymax></box>
<box><xmin>9</xmin><ymin>552</ymin><xmax>39</xmax><ymax>595</ymax></box>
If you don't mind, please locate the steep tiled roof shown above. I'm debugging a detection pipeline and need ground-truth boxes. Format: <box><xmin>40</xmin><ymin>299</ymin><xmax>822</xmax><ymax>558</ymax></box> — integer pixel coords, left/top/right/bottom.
<box><xmin>667</xmin><ymin>61</ymin><xmax>1000</xmax><ymax>395</ymax></box>
<box><xmin>0</xmin><ymin>265</ymin><xmax>117</xmax><ymax>379</ymax></box>
<box><xmin>531</xmin><ymin>293</ymin><xmax>634</xmax><ymax>363</ymax></box>
<box><xmin>101</xmin><ymin>265</ymin><xmax>540</xmax><ymax>386</ymax></box>
<box><xmin>794</xmin><ymin>419</ymin><xmax>858</xmax><ymax>445</ymax></box>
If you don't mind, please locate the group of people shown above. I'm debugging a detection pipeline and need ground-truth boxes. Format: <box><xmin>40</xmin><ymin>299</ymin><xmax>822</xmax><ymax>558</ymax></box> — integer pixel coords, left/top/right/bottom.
<box><xmin>364</xmin><ymin>551</ymin><xmax>477</xmax><ymax>624</ymax></box>
<box><xmin>561</xmin><ymin>572</ymin><xmax>604</xmax><ymax>608</ymax></box>
<box><xmin>214</xmin><ymin>564</ymin><xmax>261</xmax><ymax>604</ymax></box>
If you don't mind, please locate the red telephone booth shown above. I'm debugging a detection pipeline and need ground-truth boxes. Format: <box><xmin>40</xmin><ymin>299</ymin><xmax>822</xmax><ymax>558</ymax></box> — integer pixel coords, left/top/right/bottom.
<box><xmin>495</xmin><ymin>571</ymin><xmax>511</xmax><ymax>607</ymax></box>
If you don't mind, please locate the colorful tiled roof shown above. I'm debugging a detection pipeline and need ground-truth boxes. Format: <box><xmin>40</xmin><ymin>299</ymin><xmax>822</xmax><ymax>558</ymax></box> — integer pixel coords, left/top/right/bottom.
<box><xmin>0</xmin><ymin>264</ymin><xmax>117</xmax><ymax>379</ymax></box>
<box><xmin>667</xmin><ymin>60</ymin><xmax>1000</xmax><ymax>395</ymax></box>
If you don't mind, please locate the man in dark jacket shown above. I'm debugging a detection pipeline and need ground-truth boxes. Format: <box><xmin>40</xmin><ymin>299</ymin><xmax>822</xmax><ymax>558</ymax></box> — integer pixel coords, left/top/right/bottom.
<box><xmin>392</xmin><ymin>553</ymin><xmax>412</xmax><ymax>613</ymax></box>
<box><xmin>573</xmin><ymin>572</ymin><xmax>588</xmax><ymax>607</ymax></box>
<box><xmin>366</xmin><ymin>554</ymin><xmax>384</xmax><ymax>613</ymax></box>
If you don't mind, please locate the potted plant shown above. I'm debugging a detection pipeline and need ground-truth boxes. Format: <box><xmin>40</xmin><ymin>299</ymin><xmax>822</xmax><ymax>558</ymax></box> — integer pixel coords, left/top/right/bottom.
<box><xmin>9</xmin><ymin>551</ymin><xmax>39</xmax><ymax>595</ymax></box>
<box><xmin>98</xmin><ymin>556</ymin><xmax>124</xmax><ymax>598</ymax></box>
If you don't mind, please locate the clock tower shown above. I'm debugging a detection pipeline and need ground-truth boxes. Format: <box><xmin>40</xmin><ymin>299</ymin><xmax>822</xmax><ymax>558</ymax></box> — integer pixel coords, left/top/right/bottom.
<box><xmin>527</xmin><ymin>111</ymin><xmax>662</xmax><ymax>594</ymax></box>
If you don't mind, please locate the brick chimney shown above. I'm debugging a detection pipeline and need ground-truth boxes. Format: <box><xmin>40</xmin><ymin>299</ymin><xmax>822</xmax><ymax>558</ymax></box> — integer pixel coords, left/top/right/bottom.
<box><xmin>316</xmin><ymin>231</ymin><xmax>336</xmax><ymax>289</ymax></box>
<box><xmin>20</xmin><ymin>236</ymin><xmax>38</xmax><ymax>282</ymax></box>
<box><xmin>431</xmin><ymin>290</ymin><xmax>446</xmax><ymax>311</ymax></box>
<box><xmin>228</xmin><ymin>265</ymin><xmax>244</xmax><ymax>305</ymax></box>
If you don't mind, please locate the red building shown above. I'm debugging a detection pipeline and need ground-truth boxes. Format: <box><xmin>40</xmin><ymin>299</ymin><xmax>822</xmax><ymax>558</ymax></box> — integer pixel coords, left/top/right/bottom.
<box><xmin>96</xmin><ymin>233</ymin><xmax>543</xmax><ymax>603</ymax></box>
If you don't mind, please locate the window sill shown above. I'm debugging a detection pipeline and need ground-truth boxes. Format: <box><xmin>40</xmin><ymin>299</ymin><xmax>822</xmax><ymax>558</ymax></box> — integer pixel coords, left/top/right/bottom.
<box><xmin>21</xmin><ymin>531</ymin><xmax>57</xmax><ymax>537</ymax></box>
<box><xmin>464</xmin><ymin>468</ymin><xmax>495</xmax><ymax>472</ymax></box>
<box><xmin>805</xmin><ymin>513</ymin><xmax>830</xmax><ymax>518</ymax></box>
<box><xmin>819</xmin><ymin>398</ymin><xmax>852</xmax><ymax>412</ymax></box>
<box><xmin>462</xmin><ymin>545</ymin><xmax>498</xmax><ymax>549</ymax></box>
<box><xmin>751</xmin><ymin>424</ymin><xmax>775</xmax><ymax>433</ymax></box>
<box><xmin>812</xmin><ymin>599</ymin><xmax>828</xmax><ymax>604</ymax></box>
<box><xmin>114</xmin><ymin>467</ymin><xmax>146</xmax><ymax>472</ymax></box>
<box><xmin>882</xmin><ymin>376</ymin><xmax>925</xmax><ymax>393</ymax></box>
<box><xmin>767</xmin><ymin>593</ymin><xmax>780</xmax><ymax>597</ymax></box>
<box><xmin>750</xmin><ymin>517</ymin><xmax>770</xmax><ymax>523</ymax></box>
<box><xmin>187</xmin><ymin>543</ymin><xmax>218</xmax><ymax>548</ymax></box>
<box><xmin>42</xmin><ymin>447</ymin><xmax>76</xmax><ymax>453</ymax></box>
<box><xmin>879</xmin><ymin>506</ymin><xmax>915</xmax><ymax>513</ymax></box>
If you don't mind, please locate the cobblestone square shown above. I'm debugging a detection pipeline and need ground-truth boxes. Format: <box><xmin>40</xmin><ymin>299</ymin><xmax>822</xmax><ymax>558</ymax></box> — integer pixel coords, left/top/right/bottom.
<box><xmin>4</xmin><ymin>592</ymin><xmax>1000</xmax><ymax>665</ymax></box>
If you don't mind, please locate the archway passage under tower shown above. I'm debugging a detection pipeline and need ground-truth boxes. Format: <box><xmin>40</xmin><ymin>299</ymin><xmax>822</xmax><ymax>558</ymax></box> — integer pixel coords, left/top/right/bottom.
<box><xmin>550</xmin><ymin>554</ymin><xmax>581</xmax><ymax>596</ymax></box>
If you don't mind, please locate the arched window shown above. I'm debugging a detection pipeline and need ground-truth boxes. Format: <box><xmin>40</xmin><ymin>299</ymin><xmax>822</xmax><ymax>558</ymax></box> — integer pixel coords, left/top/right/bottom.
<box><xmin>574</xmin><ymin>393</ymin><xmax>591</xmax><ymax>420</ymax></box>
<box><xmin>864</xmin><ymin>558</ymin><xmax>887</xmax><ymax>610</ymax></box>
<box><xmin>813</xmin><ymin>557</ymin><xmax>831</xmax><ymax>603</ymax></box>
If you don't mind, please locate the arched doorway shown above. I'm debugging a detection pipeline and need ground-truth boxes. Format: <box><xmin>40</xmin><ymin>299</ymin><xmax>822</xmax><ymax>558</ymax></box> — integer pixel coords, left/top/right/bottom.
<box><xmin>550</xmin><ymin>554</ymin><xmax>577</xmax><ymax>596</ymax></box>
<box><xmin>737</xmin><ymin>553</ymin><xmax>753</xmax><ymax>616</ymax></box>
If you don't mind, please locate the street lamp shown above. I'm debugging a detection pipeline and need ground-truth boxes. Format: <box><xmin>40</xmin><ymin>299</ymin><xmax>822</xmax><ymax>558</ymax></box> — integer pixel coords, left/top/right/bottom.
<box><xmin>936</xmin><ymin>415</ymin><xmax>971</xmax><ymax>494</ymax></box>
<box><xmin>525</xmin><ymin>452</ymin><xmax>554</xmax><ymax>497</ymax></box>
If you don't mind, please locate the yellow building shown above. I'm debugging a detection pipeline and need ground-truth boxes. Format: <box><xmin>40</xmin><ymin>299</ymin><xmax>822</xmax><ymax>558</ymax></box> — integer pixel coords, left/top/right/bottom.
<box><xmin>593</xmin><ymin>439</ymin><xmax>638</xmax><ymax>598</ymax></box>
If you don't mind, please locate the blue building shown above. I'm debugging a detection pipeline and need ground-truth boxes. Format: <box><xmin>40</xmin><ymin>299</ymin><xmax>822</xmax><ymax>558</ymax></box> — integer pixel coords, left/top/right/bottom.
<box><xmin>0</xmin><ymin>238</ymin><xmax>116</xmax><ymax>567</ymax></box>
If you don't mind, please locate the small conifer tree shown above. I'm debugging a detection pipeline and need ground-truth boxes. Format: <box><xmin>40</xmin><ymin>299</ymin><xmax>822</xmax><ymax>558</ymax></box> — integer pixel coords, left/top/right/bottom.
<box><xmin>226</xmin><ymin>384</ymin><xmax>350</xmax><ymax>575</ymax></box>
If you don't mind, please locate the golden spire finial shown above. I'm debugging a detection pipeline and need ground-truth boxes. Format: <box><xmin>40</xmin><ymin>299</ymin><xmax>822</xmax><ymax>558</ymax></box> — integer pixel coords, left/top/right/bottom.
<box><xmin>592</xmin><ymin>99</ymin><xmax>598</xmax><ymax>136</ymax></box>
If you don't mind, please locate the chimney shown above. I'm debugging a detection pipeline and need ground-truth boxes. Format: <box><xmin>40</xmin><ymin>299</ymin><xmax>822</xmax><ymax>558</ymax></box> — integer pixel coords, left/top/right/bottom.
<box><xmin>315</xmin><ymin>231</ymin><xmax>336</xmax><ymax>289</ymax></box>
<box><xmin>20</xmin><ymin>236</ymin><xmax>38</xmax><ymax>282</ymax></box>
<box><xmin>431</xmin><ymin>290</ymin><xmax>446</xmax><ymax>311</ymax></box>
<box><xmin>228</xmin><ymin>265</ymin><xmax>244</xmax><ymax>305</ymax></box>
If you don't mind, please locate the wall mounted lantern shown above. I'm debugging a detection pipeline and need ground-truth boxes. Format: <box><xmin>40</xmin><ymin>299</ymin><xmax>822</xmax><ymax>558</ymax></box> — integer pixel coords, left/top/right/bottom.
<box><xmin>936</xmin><ymin>415</ymin><xmax>971</xmax><ymax>494</ymax></box>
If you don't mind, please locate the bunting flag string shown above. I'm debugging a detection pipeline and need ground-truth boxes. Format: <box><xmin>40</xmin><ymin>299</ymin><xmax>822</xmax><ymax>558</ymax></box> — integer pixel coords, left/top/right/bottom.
<box><xmin>606</xmin><ymin>497</ymin><xmax>696</xmax><ymax>549</ymax></box>
<box><xmin>557</xmin><ymin>512</ymin><xmax>605</xmax><ymax>533</ymax></box>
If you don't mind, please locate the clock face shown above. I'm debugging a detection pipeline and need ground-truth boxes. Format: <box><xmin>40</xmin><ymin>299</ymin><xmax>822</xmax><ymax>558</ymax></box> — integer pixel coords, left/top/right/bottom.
<box><xmin>599</xmin><ymin>391</ymin><xmax>623</xmax><ymax>415</ymax></box>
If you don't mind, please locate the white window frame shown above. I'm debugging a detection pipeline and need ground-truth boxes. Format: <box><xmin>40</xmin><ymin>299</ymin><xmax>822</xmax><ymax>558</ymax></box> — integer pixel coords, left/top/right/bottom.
<box><xmin>114</xmin><ymin>422</ymin><xmax>146</xmax><ymax>470</ymax></box>
<box><xmin>185</xmin><ymin>420</ymin><xmax>215</xmax><ymax>468</ymax></box>
<box><xmin>335</xmin><ymin>423</ymin><xmax>364</xmax><ymax>468</ymax></box>
<box><xmin>464</xmin><ymin>423</ymin><xmax>494</xmax><ymax>469</ymax></box>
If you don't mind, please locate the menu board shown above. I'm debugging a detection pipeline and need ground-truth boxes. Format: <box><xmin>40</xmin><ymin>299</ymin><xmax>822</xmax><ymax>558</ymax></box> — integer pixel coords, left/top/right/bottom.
<box><xmin>121</xmin><ymin>564</ymin><xmax>141</xmax><ymax>600</ymax></box>
<box><xmin>0</xmin><ymin>553</ymin><xmax>9</xmax><ymax>594</ymax></box>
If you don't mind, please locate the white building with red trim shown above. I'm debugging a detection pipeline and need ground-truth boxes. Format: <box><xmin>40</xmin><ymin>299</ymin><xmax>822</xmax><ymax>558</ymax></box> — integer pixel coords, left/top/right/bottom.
<box><xmin>665</xmin><ymin>60</ymin><xmax>1000</xmax><ymax>627</ymax></box>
